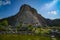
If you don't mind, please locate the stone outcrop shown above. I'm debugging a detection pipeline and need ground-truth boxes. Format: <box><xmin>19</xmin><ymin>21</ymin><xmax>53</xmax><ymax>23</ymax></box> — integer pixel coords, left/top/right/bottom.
<box><xmin>0</xmin><ymin>4</ymin><xmax>47</xmax><ymax>27</ymax></box>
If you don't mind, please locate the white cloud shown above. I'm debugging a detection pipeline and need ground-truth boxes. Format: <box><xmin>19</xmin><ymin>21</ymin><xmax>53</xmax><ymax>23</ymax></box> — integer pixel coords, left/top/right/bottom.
<box><xmin>0</xmin><ymin>0</ymin><xmax>11</xmax><ymax>6</ymax></box>
<box><xmin>48</xmin><ymin>11</ymin><xmax>57</xmax><ymax>15</ymax></box>
<box><xmin>40</xmin><ymin>0</ymin><xmax>58</xmax><ymax>11</ymax></box>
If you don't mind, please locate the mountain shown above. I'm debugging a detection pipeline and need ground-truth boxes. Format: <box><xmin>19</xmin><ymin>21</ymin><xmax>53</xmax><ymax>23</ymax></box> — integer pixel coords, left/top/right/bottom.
<box><xmin>0</xmin><ymin>4</ymin><xmax>47</xmax><ymax>27</ymax></box>
<box><xmin>0</xmin><ymin>4</ymin><xmax>60</xmax><ymax>27</ymax></box>
<box><xmin>46</xmin><ymin>19</ymin><xmax>60</xmax><ymax>27</ymax></box>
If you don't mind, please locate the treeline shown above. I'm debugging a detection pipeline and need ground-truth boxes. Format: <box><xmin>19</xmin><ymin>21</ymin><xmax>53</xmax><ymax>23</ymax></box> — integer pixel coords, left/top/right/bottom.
<box><xmin>46</xmin><ymin>19</ymin><xmax>60</xmax><ymax>27</ymax></box>
<box><xmin>0</xmin><ymin>20</ymin><xmax>8</xmax><ymax>26</ymax></box>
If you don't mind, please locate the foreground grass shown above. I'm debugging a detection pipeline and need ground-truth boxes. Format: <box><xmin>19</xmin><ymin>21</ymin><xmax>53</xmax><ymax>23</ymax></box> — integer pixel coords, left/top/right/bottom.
<box><xmin>0</xmin><ymin>34</ymin><xmax>51</xmax><ymax>40</ymax></box>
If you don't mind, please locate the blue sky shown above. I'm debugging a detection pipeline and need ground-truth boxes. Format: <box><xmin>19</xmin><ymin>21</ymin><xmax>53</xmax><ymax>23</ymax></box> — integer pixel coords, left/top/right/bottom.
<box><xmin>0</xmin><ymin>0</ymin><xmax>60</xmax><ymax>19</ymax></box>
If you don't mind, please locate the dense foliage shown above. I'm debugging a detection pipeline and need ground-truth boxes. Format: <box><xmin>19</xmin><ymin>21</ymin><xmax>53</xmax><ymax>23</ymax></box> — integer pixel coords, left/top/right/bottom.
<box><xmin>0</xmin><ymin>20</ymin><xmax>8</xmax><ymax>26</ymax></box>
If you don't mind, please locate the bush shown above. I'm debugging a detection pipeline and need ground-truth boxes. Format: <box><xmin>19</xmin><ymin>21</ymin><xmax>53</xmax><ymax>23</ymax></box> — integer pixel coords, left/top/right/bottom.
<box><xmin>0</xmin><ymin>20</ymin><xmax>8</xmax><ymax>26</ymax></box>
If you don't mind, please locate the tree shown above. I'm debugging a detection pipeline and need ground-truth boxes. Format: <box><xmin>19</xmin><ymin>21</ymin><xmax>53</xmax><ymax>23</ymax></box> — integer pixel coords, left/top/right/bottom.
<box><xmin>28</xmin><ymin>25</ymin><xmax>33</xmax><ymax>31</ymax></box>
<box><xmin>34</xmin><ymin>28</ymin><xmax>41</xmax><ymax>35</ymax></box>
<box><xmin>0</xmin><ymin>24</ymin><xmax>2</xmax><ymax>27</ymax></box>
<box><xmin>0</xmin><ymin>20</ymin><xmax>8</xmax><ymax>31</ymax></box>
<box><xmin>16</xmin><ymin>22</ymin><xmax>23</xmax><ymax>31</ymax></box>
<box><xmin>0</xmin><ymin>26</ymin><xmax>6</xmax><ymax>31</ymax></box>
<box><xmin>1</xmin><ymin>20</ymin><xmax>8</xmax><ymax>26</ymax></box>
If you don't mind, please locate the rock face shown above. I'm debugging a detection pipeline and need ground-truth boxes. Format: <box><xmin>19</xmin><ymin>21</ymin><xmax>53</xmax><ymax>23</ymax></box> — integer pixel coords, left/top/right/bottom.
<box><xmin>15</xmin><ymin>4</ymin><xmax>47</xmax><ymax>27</ymax></box>
<box><xmin>0</xmin><ymin>4</ymin><xmax>47</xmax><ymax>27</ymax></box>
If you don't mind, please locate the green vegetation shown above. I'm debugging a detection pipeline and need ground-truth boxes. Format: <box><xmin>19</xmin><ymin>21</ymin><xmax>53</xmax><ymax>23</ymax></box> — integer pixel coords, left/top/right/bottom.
<box><xmin>0</xmin><ymin>26</ymin><xmax>60</xmax><ymax>40</ymax></box>
<box><xmin>0</xmin><ymin>20</ymin><xmax>8</xmax><ymax>26</ymax></box>
<box><xmin>0</xmin><ymin>26</ymin><xmax>6</xmax><ymax>31</ymax></box>
<box><xmin>0</xmin><ymin>20</ymin><xmax>60</xmax><ymax>40</ymax></box>
<box><xmin>34</xmin><ymin>28</ymin><xmax>41</xmax><ymax>35</ymax></box>
<box><xmin>28</xmin><ymin>25</ymin><xmax>33</xmax><ymax>31</ymax></box>
<box><xmin>17</xmin><ymin>24</ymin><xmax>22</xmax><ymax>31</ymax></box>
<box><xmin>0</xmin><ymin>34</ymin><xmax>51</xmax><ymax>40</ymax></box>
<box><xmin>0</xmin><ymin>20</ymin><xmax>8</xmax><ymax>31</ymax></box>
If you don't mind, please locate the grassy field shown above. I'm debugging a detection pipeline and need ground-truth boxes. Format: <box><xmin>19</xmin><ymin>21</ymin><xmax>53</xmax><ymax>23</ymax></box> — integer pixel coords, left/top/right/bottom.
<box><xmin>0</xmin><ymin>34</ymin><xmax>51</xmax><ymax>40</ymax></box>
<box><xmin>0</xmin><ymin>27</ymin><xmax>60</xmax><ymax>40</ymax></box>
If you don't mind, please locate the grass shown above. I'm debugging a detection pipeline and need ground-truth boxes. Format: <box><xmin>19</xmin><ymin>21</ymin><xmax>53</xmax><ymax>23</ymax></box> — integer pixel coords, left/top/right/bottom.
<box><xmin>0</xmin><ymin>27</ymin><xmax>60</xmax><ymax>40</ymax></box>
<box><xmin>0</xmin><ymin>34</ymin><xmax>51</xmax><ymax>40</ymax></box>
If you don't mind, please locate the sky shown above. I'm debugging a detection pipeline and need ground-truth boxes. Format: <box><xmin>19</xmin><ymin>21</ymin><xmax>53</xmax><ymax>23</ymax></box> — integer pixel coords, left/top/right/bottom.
<box><xmin>0</xmin><ymin>0</ymin><xmax>60</xmax><ymax>19</ymax></box>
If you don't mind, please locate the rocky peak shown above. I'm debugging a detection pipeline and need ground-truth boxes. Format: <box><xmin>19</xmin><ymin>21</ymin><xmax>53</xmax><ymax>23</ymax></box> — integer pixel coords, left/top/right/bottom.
<box><xmin>17</xmin><ymin>4</ymin><xmax>38</xmax><ymax>17</ymax></box>
<box><xmin>14</xmin><ymin>4</ymin><xmax>47</xmax><ymax>27</ymax></box>
<box><xmin>0</xmin><ymin>4</ymin><xmax>47</xmax><ymax>27</ymax></box>
<box><xmin>20</xmin><ymin>4</ymin><xmax>31</xmax><ymax>12</ymax></box>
